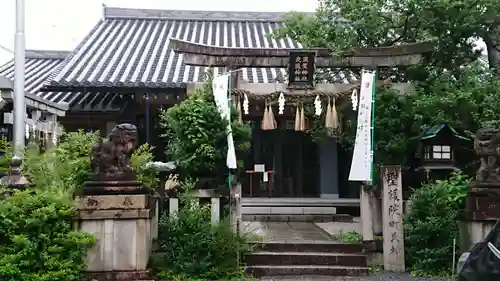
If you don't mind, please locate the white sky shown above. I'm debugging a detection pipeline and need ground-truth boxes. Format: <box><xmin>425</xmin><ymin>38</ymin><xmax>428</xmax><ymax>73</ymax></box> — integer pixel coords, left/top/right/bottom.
<box><xmin>0</xmin><ymin>0</ymin><xmax>318</xmax><ymax>64</ymax></box>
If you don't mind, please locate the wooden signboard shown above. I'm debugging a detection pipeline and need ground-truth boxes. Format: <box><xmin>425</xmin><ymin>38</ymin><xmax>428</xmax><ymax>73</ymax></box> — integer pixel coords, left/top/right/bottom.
<box><xmin>381</xmin><ymin>165</ymin><xmax>405</xmax><ymax>272</ymax></box>
<box><xmin>288</xmin><ymin>51</ymin><xmax>316</xmax><ymax>89</ymax></box>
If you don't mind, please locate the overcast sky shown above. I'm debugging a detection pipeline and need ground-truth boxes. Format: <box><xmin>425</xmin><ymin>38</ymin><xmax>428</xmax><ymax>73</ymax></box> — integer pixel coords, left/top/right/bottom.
<box><xmin>0</xmin><ymin>0</ymin><xmax>318</xmax><ymax>64</ymax></box>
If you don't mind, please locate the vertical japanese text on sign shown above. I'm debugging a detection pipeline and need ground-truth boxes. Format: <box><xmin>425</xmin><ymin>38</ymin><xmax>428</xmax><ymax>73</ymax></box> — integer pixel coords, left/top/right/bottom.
<box><xmin>288</xmin><ymin>51</ymin><xmax>315</xmax><ymax>89</ymax></box>
<box><xmin>384</xmin><ymin>167</ymin><xmax>402</xmax><ymax>256</ymax></box>
<box><xmin>294</xmin><ymin>56</ymin><xmax>309</xmax><ymax>81</ymax></box>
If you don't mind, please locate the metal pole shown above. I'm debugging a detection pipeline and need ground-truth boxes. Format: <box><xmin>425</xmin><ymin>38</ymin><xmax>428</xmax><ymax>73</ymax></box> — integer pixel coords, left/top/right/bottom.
<box><xmin>1</xmin><ymin>0</ymin><xmax>29</xmax><ymax>188</ymax></box>
<box><xmin>13</xmin><ymin>0</ymin><xmax>26</xmax><ymax>157</ymax></box>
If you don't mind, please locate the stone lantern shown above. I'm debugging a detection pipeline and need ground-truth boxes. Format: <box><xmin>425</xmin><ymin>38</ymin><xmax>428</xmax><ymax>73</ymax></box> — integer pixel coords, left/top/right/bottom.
<box><xmin>414</xmin><ymin>124</ymin><xmax>470</xmax><ymax>181</ymax></box>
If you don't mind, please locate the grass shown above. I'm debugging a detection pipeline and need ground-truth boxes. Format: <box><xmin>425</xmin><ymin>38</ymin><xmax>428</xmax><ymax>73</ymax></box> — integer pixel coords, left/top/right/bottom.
<box><xmin>331</xmin><ymin>230</ymin><xmax>363</xmax><ymax>244</ymax></box>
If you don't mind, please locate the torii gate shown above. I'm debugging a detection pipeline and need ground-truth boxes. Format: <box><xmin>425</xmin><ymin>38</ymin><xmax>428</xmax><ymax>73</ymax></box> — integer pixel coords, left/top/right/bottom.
<box><xmin>170</xmin><ymin>38</ymin><xmax>433</xmax><ymax>249</ymax></box>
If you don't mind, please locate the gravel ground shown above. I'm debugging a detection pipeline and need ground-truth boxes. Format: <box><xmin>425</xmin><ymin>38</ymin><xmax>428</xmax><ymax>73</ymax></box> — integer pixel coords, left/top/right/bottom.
<box><xmin>260</xmin><ymin>272</ymin><xmax>454</xmax><ymax>281</ymax></box>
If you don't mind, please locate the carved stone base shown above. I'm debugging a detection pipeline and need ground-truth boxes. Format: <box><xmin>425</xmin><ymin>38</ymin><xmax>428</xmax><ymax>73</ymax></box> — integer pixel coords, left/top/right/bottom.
<box><xmin>83</xmin><ymin>180</ymin><xmax>150</xmax><ymax>195</ymax></box>
<box><xmin>83</xmin><ymin>270</ymin><xmax>155</xmax><ymax>281</ymax></box>
<box><xmin>459</xmin><ymin>182</ymin><xmax>500</xmax><ymax>252</ymax></box>
<box><xmin>469</xmin><ymin>181</ymin><xmax>500</xmax><ymax>192</ymax></box>
<box><xmin>74</xmin><ymin>194</ymin><xmax>155</xmax><ymax>273</ymax></box>
<box><xmin>458</xmin><ymin>220</ymin><xmax>496</xmax><ymax>253</ymax></box>
<box><xmin>464</xmin><ymin>183</ymin><xmax>500</xmax><ymax>220</ymax></box>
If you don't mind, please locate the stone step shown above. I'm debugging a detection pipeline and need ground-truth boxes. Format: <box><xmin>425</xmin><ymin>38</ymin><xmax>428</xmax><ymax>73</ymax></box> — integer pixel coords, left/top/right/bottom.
<box><xmin>252</xmin><ymin>241</ymin><xmax>364</xmax><ymax>253</ymax></box>
<box><xmin>242</xmin><ymin>214</ymin><xmax>353</xmax><ymax>222</ymax></box>
<box><xmin>242</xmin><ymin>206</ymin><xmax>337</xmax><ymax>215</ymax></box>
<box><xmin>241</xmin><ymin>198</ymin><xmax>360</xmax><ymax>207</ymax></box>
<box><xmin>245</xmin><ymin>265</ymin><xmax>369</xmax><ymax>277</ymax></box>
<box><xmin>247</xmin><ymin>251</ymin><xmax>367</xmax><ymax>266</ymax></box>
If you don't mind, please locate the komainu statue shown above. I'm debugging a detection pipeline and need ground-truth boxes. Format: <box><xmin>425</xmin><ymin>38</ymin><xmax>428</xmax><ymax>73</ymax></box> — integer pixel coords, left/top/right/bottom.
<box><xmin>90</xmin><ymin>123</ymin><xmax>138</xmax><ymax>181</ymax></box>
<box><xmin>474</xmin><ymin>128</ymin><xmax>500</xmax><ymax>182</ymax></box>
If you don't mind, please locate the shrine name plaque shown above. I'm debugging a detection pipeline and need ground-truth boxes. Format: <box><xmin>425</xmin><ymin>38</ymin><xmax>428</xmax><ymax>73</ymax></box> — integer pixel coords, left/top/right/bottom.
<box><xmin>287</xmin><ymin>51</ymin><xmax>316</xmax><ymax>90</ymax></box>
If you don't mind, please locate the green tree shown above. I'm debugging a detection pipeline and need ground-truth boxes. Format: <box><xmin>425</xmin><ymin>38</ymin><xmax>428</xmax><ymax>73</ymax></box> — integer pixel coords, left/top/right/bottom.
<box><xmin>159</xmin><ymin>77</ymin><xmax>252</xmax><ymax>188</ymax></box>
<box><xmin>274</xmin><ymin>0</ymin><xmax>500</xmax><ymax>172</ymax></box>
<box><xmin>276</xmin><ymin>0</ymin><xmax>500</xmax><ymax>72</ymax></box>
<box><xmin>337</xmin><ymin>63</ymin><xmax>500</xmax><ymax>173</ymax></box>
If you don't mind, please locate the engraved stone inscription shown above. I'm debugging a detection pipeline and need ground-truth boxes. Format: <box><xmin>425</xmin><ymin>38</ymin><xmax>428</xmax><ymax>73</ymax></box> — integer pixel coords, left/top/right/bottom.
<box><xmin>382</xmin><ymin>165</ymin><xmax>405</xmax><ymax>272</ymax></box>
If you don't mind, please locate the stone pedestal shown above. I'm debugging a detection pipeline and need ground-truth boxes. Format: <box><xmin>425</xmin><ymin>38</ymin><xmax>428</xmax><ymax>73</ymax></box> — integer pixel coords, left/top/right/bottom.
<box><xmin>75</xmin><ymin>182</ymin><xmax>155</xmax><ymax>281</ymax></box>
<box><xmin>459</xmin><ymin>182</ymin><xmax>500</xmax><ymax>252</ymax></box>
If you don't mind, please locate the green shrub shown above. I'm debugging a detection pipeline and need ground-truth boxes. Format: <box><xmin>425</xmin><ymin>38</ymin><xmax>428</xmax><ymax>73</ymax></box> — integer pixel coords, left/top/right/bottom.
<box><xmin>0</xmin><ymin>131</ymin><xmax>157</xmax><ymax>280</ymax></box>
<box><xmin>0</xmin><ymin>130</ymin><xmax>159</xmax><ymax>194</ymax></box>
<box><xmin>131</xmin><ymin>143</ymin><xmax>160</xmax><ymax>189</ymax></box>
<box><xmin>159</xmin><ymin>77</ymin><xmax>251</xmax><ymax>188</ymax></box>
<box><xmin>154</xmin><ymin>193</ymin><xmax>253</xmax><ymax>280</ymax></box>
<box><xmin>22</xmin><ymin>130</ymin><xmax>101</xmax><ymax>195</ymax></box>
<box><xmin>0</xmin><ymin>137</ymin><xmax>12</xmax><ymax>174</ymax></box>
<box><xmin>404</xmin><ymin>172</ymin><xmax>469</xmax><ymax>276</ymax></box>
<box><xmin>0</xmin><ymin>189</ymin><xmax>95</xmax><ymax>281</ymax></box>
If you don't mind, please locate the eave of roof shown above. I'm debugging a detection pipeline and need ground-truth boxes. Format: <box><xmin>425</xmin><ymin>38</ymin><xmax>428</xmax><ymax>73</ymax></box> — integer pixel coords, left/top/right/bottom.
<box><xmin>415</xmin><ymin>124</ymin><xmax>471</xmax><ymax>141</ymax></box>
<box><xmin>0</xmin><ymin>51</ymin><xmax>73</xmax><ymax>113</ymax></box>
<box><xmin>0</xmin><ymin>50</ymin><xmax>124</xmax><ymax>113</ymax></box>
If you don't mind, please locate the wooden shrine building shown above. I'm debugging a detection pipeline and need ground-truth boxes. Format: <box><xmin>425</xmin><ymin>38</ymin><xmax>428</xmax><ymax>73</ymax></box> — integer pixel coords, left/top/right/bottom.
<box><xmin>0</xmin><ymin>6</ymin><xmax>433</xmax><ymax>203</ymax></box>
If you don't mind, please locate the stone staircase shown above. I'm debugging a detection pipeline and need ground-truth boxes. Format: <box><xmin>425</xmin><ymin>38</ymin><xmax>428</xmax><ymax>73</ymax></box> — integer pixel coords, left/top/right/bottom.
<box><xmin>245</xmin><ymin>241</ymin><xmax>370</xmax><ymax>277</ymax></box>
<box><xmin>241</xmin><ymin>197</ymin><xmax>360</xmax><ymax>222</ymax></box>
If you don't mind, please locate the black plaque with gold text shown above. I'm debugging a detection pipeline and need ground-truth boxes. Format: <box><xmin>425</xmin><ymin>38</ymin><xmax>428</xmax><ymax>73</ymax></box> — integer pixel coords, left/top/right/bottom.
<box><xmin>287</xmin><ymin>51</ymin><xmax>316</xmax><ymax>89</ymax></box>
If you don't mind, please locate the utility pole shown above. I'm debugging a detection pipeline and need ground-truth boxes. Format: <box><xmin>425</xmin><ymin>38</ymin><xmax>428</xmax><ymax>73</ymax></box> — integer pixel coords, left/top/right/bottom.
<box><xmin>13</xmin><ymin>0</ymin><xmax>26</xmax><ymax>156</ymax></box>
<box><xmin>1</xmin><ymin>0</ymin><xmax>28</xmax><ymax>188</ymax></box>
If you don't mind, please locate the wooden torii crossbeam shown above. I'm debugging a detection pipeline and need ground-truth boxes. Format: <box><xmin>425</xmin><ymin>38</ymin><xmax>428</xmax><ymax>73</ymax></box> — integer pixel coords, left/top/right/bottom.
<box><xmin>170</xmin><ymin>39</ymin><xmax>435</xmax><ymax>68</ymax></box>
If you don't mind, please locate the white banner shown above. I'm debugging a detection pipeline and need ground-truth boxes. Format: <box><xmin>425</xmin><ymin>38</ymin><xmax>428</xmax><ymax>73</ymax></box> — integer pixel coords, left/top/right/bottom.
<box><xmin>348</xmin><ymin>71</ymin><xmax>375</xmax><ymax>182</ymax></box>
<box><xmin>212</xmin><ymin>74</ymin><xmax>238</xmax><ymax>169</ymax></box>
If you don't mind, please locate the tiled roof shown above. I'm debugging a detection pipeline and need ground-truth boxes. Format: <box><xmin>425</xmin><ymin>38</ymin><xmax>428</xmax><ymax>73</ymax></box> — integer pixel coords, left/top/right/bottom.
<box><xmin>44</xmin><ymin>6</ymin><xmax>304</xmax><ymax>89</ymax></box>
<box><xmin>0</xmin><ymin>50</ymin><xmax>122</xmax><ymax>112</ymax></box>
<box><xmin>0</xmin><ymin>51</ymin><xmax>75</xmax><ymax>113</ymax></box>
<box><xmin>0</xmin><ymin>50</ymin><xmax>72</xmax><ymax>104</ymax></box>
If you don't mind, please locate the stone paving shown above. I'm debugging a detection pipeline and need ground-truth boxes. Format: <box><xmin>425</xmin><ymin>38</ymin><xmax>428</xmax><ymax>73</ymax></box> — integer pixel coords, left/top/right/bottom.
<box><xmin>242</xmin><ymin>220</ymin><xmax>362</xmax><ymax>241</ymax></box>
<box><xmin>242</xmin><ymin>222</ymin><xmax>333</xmax><ymax>241</ymax></box>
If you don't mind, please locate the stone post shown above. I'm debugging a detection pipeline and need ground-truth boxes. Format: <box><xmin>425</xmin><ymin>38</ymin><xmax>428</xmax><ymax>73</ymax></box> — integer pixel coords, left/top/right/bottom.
<box><xmin>381</xmin><ymin>165</ymin><xmax>405</xmax><ymax>272</ymax></box>
<box><xmin>360</xmin><ymin>184</ymin><xmax>374</xmax><ymax>241</ymax></box>
<box><xmin>228</xmin><ymin>173</ymin><xmax>242</xmax><ymax>232</ymax></box>
<box><xmin>371</xmin><ymin>191</ymin><xmax>383</xmax><ymax>236</ymax></box>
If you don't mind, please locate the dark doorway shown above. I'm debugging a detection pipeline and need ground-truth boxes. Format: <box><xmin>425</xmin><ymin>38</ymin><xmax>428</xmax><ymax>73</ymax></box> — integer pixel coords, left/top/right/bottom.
<box><xmin>243</xmin><ymin>120</ymin><xmax>320</xmax><ymax>197</ymax></box>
